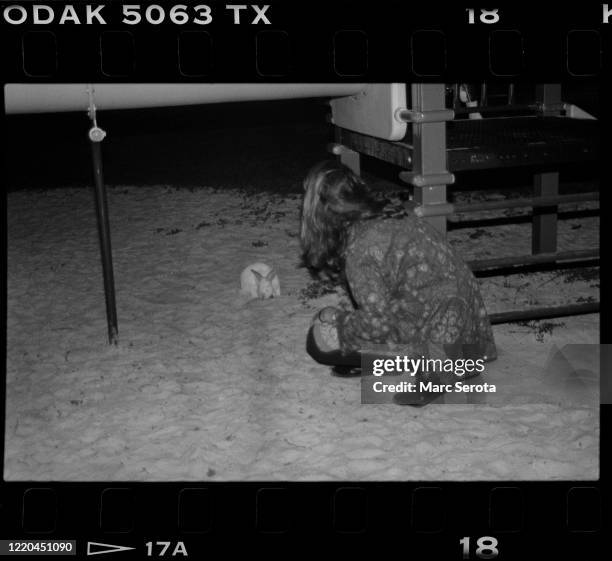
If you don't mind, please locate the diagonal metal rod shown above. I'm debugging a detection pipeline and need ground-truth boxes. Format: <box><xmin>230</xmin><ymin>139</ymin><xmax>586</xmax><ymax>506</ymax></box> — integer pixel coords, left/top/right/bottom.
<box><xmin>90</xmin><ymin>139</ymin><xmax>118</xmax><ymax>345</ymax></box>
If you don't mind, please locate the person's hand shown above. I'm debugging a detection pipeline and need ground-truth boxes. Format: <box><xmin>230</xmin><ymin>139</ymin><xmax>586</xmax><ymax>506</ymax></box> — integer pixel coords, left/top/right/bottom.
<box><xmin>317</xmin><ymin>306</ymin><xmax>338</xmax><ymax>324</ymax></box>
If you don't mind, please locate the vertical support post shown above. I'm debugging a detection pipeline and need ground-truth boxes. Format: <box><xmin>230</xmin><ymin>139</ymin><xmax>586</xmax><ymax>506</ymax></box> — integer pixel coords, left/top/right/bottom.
<box><xmin>507</xmin><ymin>83</ymin><xmax>515</xmax><ymax>105</ymax></box>
<box><xmin>532</xmin><ymin>84</ymin><xmax>561</xmax><ymax>254</ymax></box>
<box><xmin>407</xmin><ymin>83</ymin><xmax>452</xmax><ymax>234</ymax></box>
<box><xmin>334</xmin><ymin>127</ymin><xmax>361</xmax><ymax>175</ymax></box>
<box><xmin>414</xmin><ymin>184</ymin><xmax>448</xmax><ymax>234</ymax></box>
<box><xmin>90</xmin><ymin>137</ymin><xmax>119</xmax><ymax>345</ymax></box>
<box><xmin>452</xmin><ymin>83</ymin><xmax>460</xmax><ymax>111</ymax></box>
<box><xmin>480</xmin><ymin>83</ymin><xmax>488</xmax><ymax>107</ymax></box>
<box><xmin>532</xmin><ymin>172</ymin><xmax>559</xmax><ymax>254</ymax></box>
<box><xmin>536</xmin><ymin>84</ymin><xmax>562</xmax><ymax>115</ymax></box>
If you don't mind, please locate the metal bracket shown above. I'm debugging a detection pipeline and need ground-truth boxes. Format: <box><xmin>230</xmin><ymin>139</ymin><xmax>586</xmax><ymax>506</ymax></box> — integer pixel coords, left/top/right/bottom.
<box><xmin>327</xmin><ymin>142</ymin><xmax>349</xmax><ymax>156</ymax></box>
<box><xmin>399</xmin><ymin>171</ymin><xmax>455</xmax><ymax>188</ymax></box>
<box><xmin>534</xmin><ymin>85</ymin><xmax>563</xmax><ymax>116</ymax></box>
<box><xmin>535</xmin><ymin>102</ymin><xmax>597</xmax><ymax>120</ymax></box>
<box><xmin>86</xmin><ymin>84</ymin><xmax>107</xmax><ymax>143</ymax></box>
<box><xmin>395</xmin><ymin>108</ymin><xmax>455</xmax><ymax>124</ymax></box>
<box><xmin>327</xmin><ymin>141</ymin><xmax>361</xmax><ymax>175</ymax></box>
<box><xmin>535</xmin><ymin>101</ymin><xmax>565</xmax><ymax>115</ymax></box>
<box><xmin>88</xmin><ymin>126</ymin><xmax>107</xmax><ymax>142</ymax></box>
<box><xmin>328</xmin><ymin>142</ymin><xmax>362</xmax><ymax>160</ymax></box>
<box><xmin>413</xmin><ymin>202</ymin><xmax>455</xmax><ymax>218</ymax></box>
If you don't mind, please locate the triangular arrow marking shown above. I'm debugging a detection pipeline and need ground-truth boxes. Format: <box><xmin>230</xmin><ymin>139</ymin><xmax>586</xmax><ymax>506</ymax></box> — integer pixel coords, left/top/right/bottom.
<box><xmin>87</xmin><ymin>542</ymin><xmax>136</xmax><ymax>556</ymax></box>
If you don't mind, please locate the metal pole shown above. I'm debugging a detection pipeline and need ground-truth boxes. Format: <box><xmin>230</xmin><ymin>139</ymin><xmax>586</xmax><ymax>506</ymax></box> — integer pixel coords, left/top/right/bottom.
<box><xmin>90</xmin><ymin>133</ymin><xmax>119</xmax><ymax>345</ymax></box>
<box><xmin>455</xmin><ymin>192</ymin><xmax>598</xmax><ymax>214</ymax></box>
<box><xmin>453</xmin><ymin>103</ymin><xmax>537</xmax><ymax>115</ymax></box>
<box><xmin>334</xmin><ymin>126</ymin><xmax>361</xmax><ymax>175</ymax></box>
<box><xmin>533</xmin><ymin>171</ymin><xmax>559</xmax><ymax>254</ymax></box>
<box><xmin>480</xmin><ymin>83</ymin><xmax>488</xmax><ymax>107</ymax></box>
<box><xmin>533</xmin><ymin>84</ymin><xmax>562</xmax><ymax>255</ymax></box>
<box><xmin>415</xmin><ymin>191</ymin><xmax>599</xmax><ymax>218</ymax></box>
<box><xmin>489</xmin><ymin>302</ymin><xmax>599</xmax><ymax>325</ymax></box>
<box><xmin>468</xmin><ymin>249</ymin><xmax>599</xmax><ymax>272</ymax></box>
<box><xmin>403</xmin><ymin>83</ymin><xmax>454</xmax><ymax>235</ymax></box>
<box><xmin>507</xmin><ymin>83</ymin><xmax>515</xmax><ymax>105</ymax></box>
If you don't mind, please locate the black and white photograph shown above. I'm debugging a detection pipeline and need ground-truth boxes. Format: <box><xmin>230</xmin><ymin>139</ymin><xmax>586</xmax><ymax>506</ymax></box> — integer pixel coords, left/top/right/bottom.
<box><xmin>4</xmin><ymin>82</ymin><xmax>600</xmax><ymax>481</ymax></box>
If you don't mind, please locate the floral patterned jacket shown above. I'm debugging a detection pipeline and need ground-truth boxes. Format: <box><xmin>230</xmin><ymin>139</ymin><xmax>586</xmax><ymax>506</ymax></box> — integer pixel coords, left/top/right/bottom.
<box><xmin>334</xmin><ymin>217</ymin><xmax>497</xmax><ymax>360</ymax></box>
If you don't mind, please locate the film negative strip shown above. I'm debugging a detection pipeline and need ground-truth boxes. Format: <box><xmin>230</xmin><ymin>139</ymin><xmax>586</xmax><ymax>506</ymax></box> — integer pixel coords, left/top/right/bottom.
<box><xmin>0</xmin><ymin>0</ymin><xmax>609</xmax><ymax>557</ymax></box>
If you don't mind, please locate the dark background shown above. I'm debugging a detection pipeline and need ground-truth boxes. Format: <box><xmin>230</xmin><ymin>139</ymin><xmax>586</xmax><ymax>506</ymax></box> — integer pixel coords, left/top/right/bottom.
<box><xmin>3</xmin><ymin>82</ymin><xmax>599</xmax><ymax>195</ymax></box>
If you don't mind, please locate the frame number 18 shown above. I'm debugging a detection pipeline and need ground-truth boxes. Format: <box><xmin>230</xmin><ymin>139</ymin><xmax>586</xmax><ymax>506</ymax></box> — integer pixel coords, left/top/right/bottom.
<box><xmin>466</xmin><ymin>9</ymin><xmax>500</xmax><ymax>23</ymax></box>
<box><xmin>459</xmin><ymin>536</ymin><xmax>499</xmax><ymax>559</ymax></box>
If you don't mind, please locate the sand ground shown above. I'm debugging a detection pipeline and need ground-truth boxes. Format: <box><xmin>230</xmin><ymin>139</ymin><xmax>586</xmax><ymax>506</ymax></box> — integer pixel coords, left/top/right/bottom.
<box><xmin>5</xmin><ymin>184</ymin><xmax>599</xmax><ymax>480</ymax></box>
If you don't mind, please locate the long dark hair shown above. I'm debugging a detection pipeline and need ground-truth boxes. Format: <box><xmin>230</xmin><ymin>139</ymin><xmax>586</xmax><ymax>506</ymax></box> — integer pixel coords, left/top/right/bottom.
<box><xmin>300</xmin><ymin>160</ymin><xmax>384</xmax><ymax>278</ymax></box>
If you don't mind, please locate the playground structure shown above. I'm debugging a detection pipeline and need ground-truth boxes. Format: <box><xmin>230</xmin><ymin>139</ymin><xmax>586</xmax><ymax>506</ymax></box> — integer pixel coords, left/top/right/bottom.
<box><xmin>4</xmin><ymin>83</ymin><xmax>600</xmax><ymax>343</ymax></box>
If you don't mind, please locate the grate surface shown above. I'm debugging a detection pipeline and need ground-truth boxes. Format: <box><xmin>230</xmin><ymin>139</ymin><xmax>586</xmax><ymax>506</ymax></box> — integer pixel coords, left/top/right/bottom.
<box><xmin>445</xmin><ymin>116</ymin><xmax>597</xmax><ymax>149</ymax></box>
<box><xmin>337</xmin><ymin>116</ymin><xmax>598</xmax><ymax>171</ymax></box>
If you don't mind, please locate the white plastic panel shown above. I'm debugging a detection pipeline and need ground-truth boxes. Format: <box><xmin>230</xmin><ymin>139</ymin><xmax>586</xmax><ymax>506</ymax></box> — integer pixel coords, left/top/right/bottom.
<box><xmin>330</xmin><ymin>83</ymin><xmax>407</xmax><ymax>141</ymax></box>
<box><xmin>4</xmin><ymin>83</ymin><xmax>367</xmax><ymax>114</ymax></box>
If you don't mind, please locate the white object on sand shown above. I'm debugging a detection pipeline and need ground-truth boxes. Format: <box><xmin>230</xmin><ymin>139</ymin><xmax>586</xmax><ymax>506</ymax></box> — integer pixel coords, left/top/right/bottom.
<box><xmin>240</xmin><ymin>262</ymin><xmax>281</xmax><ymax>300</ymax></box>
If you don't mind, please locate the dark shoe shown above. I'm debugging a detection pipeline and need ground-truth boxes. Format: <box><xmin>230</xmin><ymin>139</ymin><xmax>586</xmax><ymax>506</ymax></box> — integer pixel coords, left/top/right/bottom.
<box><xmin>331</xmin><ymin>365</ymin><xmax>362</xmax><ymax>377</ymax></box>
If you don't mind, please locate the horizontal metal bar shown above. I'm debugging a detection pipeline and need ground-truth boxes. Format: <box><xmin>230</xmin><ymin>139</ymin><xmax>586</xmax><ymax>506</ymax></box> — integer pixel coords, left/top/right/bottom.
<box><xmin>454</xmin><ymin>103</ymin><xmax>538</xmax><ymax>115</ymax></box>
<box><xmin>395</xmin><ymin>108</ymin><xmax>455</xmax><ymax>124</ymax></box>
<box><xmin>536</xmin><ymin>102</ymin><xmax>570</xmax><ymax>115</ymax></box>
<box><xmin>334</xmin><ymin>129</ymin><xmax>413</xmax><ymax>168</ymax></box>
<box><xmin>414</xmin><ymin>204</ymin><xmax>451</xmax><ymax>218</ymax></box>
<box><xmin>489</xmin><ymin>302</ymin><xmax>599</xmax><ymax>325</ymax></box>
<box><xmin>416</xmin><ymin>192</ymin><xmax>599</xmax><ymax>218</ymax></box>
<box><xmin>468</xmin><ymin>249</ymin><xmax>599</xmax><ymax>272</ymax></box>
<box><xmin>399</xmin><ymin>171</ymin><xmax>455</xmax><ymax>187</ymax></box>
<box><xmin>455</xmin><ymin>192</ymin><xmax>599</xmax><ymax>214</ymax></box>
<box><xmin>414</xmin><ymin>202</ymin><xmax>454</xmax><ymax>218</ymax></box>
